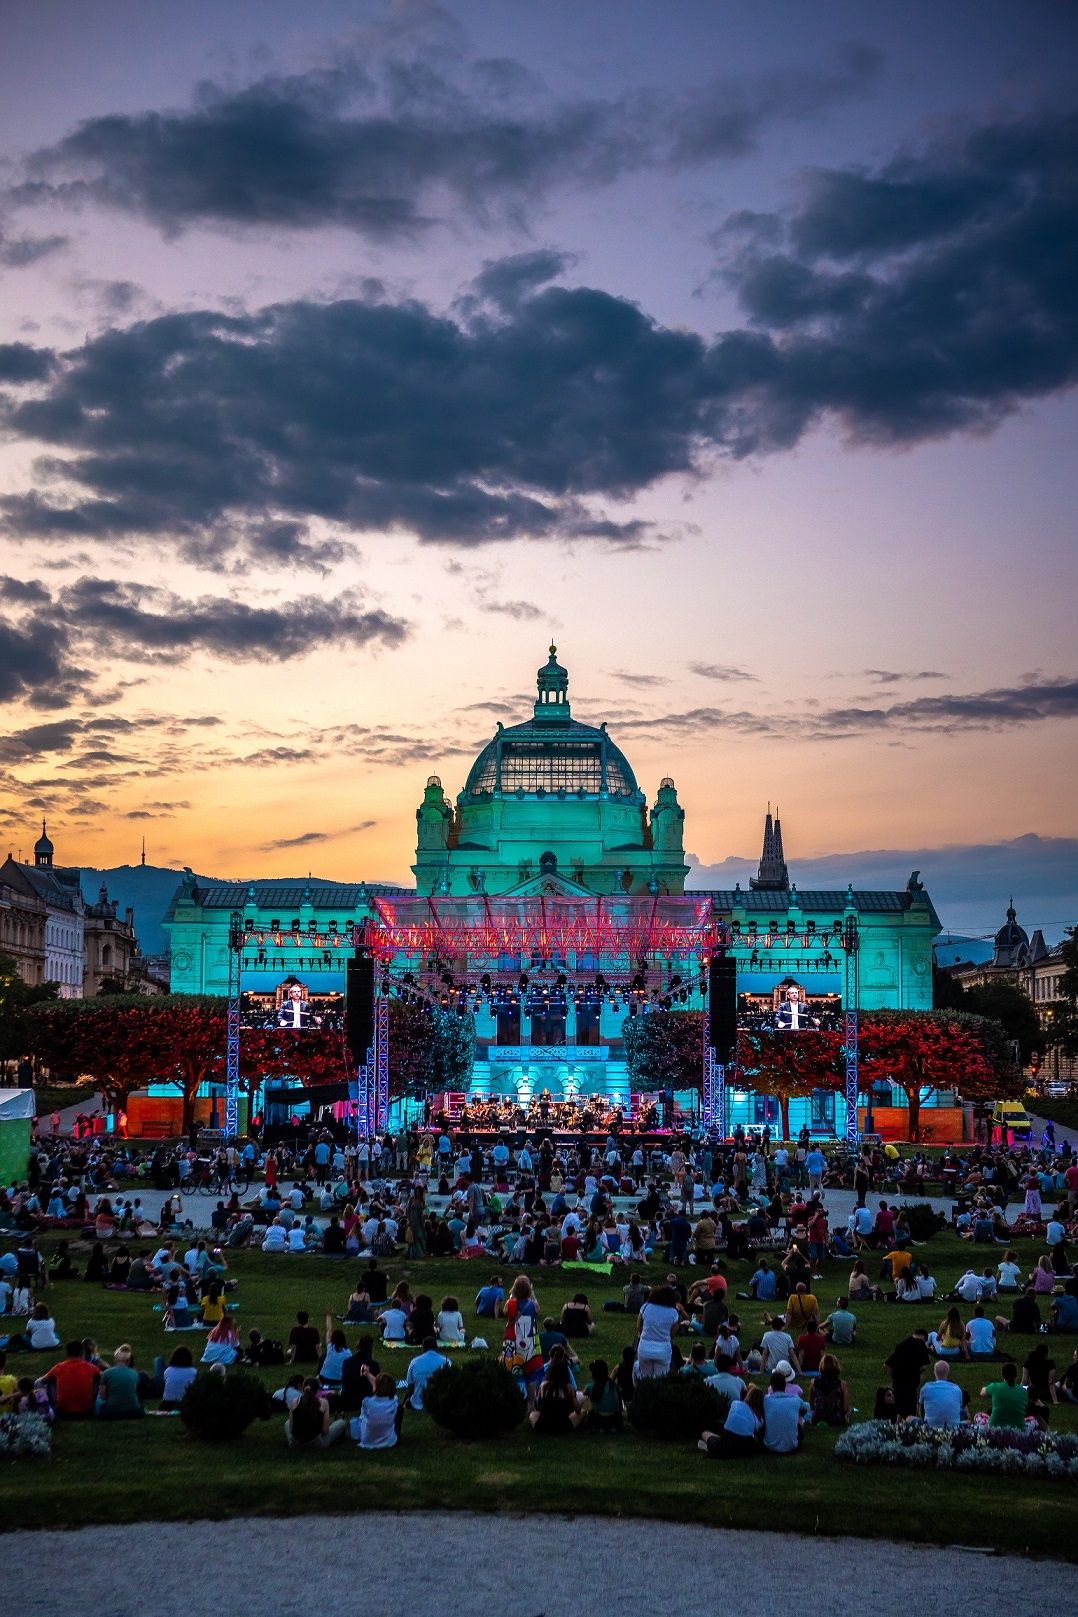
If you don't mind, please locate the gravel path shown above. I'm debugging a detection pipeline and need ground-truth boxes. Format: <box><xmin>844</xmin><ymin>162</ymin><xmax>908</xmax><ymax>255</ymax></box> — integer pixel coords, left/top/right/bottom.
<box><xmin>7</xmin><ymin>1512</ymin><xmax>1073</xmax><ymax>1616</ymax></box>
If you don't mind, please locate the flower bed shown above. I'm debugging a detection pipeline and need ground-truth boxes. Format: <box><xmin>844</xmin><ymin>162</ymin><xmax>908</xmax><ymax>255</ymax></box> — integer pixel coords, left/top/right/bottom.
<box><xmin>835</xmin><ymin>1419</ymin><xmax>1078</xmax><ymax>1480</ymax></box>
<box><xmin>0</xmin><ymin>1411</ymin><xmax>53</xmax><ymax>1458</ymax></box>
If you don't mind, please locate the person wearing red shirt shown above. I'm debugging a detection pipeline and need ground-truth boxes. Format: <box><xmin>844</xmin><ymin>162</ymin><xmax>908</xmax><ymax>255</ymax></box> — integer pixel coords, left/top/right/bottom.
<box><xmin>797</xmin><ymin>1321</ymin><xmax>828</xmax><ymax>1374</ymax></box>
<box><xmin>1065</xmin><ymin>1162</ymin><xmax>1078</xmax><ymax>1214</ymax></box>
<box><xmin>42</xmin><ymin>1343</ymin><xmax>100</xmax><ymax>1418</ymax></box>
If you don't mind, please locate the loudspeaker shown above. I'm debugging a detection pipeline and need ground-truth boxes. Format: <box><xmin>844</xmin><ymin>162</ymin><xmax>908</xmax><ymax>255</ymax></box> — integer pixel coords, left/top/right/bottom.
<box><xmin>345</xmin><ymin>950</ymin><xmax>375</xmax><ymax>1064</ymax></box>
<box><xmin>708</xmin><ymin>952</ymin><xmax>737</xmax><ymax>1060</ymax></box>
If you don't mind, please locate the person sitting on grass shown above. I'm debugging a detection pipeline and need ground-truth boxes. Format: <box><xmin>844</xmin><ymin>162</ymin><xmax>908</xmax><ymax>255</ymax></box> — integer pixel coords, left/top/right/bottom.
<box><xmin>762</xmin><ymin>1371</ymin><xmax>811</xmax><ymax>1453</ymax></box>
<box><xmin>286</xmin><ymin>1378</ymin><xmax>346</xmax><ymax>1450</ymax></box>
<box><xmin>560</xmin><ymin>1293</ymin><xmax>595</xmax><ymax>1338</ymax></box>
<box><xmin>980</xmin><ymin>1361</ymin><xmax>1029</xmax><ymax>1428</ymax></box>
<box><xmin>342</xmin><ymin>1282</ymin><xmax>375</xmax><ymax>1324</ymax></box>
<box><xmin>699</xmin><ymin>1383</ymin><xmax>765</xmax><ymax>1458</ymax></box>
<box><xmin>436</xmin><ymin>1296</ymin><xmax>466</xmax><ymax>1346</ymax></box>
<box><xmin>824</xmin><ymin>1297</ymin><xmax>857</xmax><ymax>1345</ymax></box>
<box><xmin>847</xmin><ymin>1260</ymin><xmax>882</xmax><ymax>1302</ymax></box>
<box><xmin>40</xmin><ymin>1340</ymin><xmax>99</xmax><ymax>1418</ymax></box>
<box><xmin>582</xmin><ymin>1358</ymin><xmax>623</xmax><ymax>1432</ymax></box>
<box><xmin>158</xmin><ymin>1345</ymin><xmax>197</xmax><ymax>1410</ymax></box>
<box><xmin>96</xmin><ymin>1344</ymin><xmax>143</xmax><ymax>1420</ymax></box>
<box><xmin>474</xmin><ymin>1274</ymin><xmax>504</xmax><ymax>1318</ymax></box>
<box><xmin>681</xmin><ymin>1341</ymin><xmax>717</xmax><ymax>1379</ymax></box>
<box><xmin>403</xmin><ymin>1336</ymin><xmax>450</xmax><ymax>1414</ymax></box>
<box><xmin>356</xmin><ymin>1371</ymin><xmax>400</xmax><ymax>1449</ymax></box>
<box><xmin>808</xmin><ymin>1353</ymin><xmax>849</xmax><ymax>1426</ymax></box>
<box><xmin>287</xmin><ymin>1311</ymin><xmax>321</xmax><ymax>1363</ymax></box>
<box><xmin>928</xmin><ymin>1307</ymin><xmax>969</xmax><ymax>1360</ymax></box>
<box><xmin>917</xmin><ymin>1359</ymin><xmax>966</xmax><ymax>1428</ymax></box>
<box><xmin>965</xmin><ymin>1303</ymin><xmax>1002</xmax><ymax>1357</ymax></box>
<box><xmin>529</xmin><ymin>1353</ymin><xmax>585</xmax><ymax>1433</ymax></box>
<box><xmin>4</xmin><ymin>1302</ymin><xmax>60</xmax><ymax>1354</ymax></box>
<box><xmin>319</xmin><ymin>1322</ymin><xmax>352</xmax><ymax>1391</ymax></box>
<box><xmin>200</xmin><ymin>1317</ymin><xmax>240</xmax><ymax>1368</ymax></box>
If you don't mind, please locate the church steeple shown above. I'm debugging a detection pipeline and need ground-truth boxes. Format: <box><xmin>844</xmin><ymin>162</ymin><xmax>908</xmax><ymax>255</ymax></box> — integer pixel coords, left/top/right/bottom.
<box><xmin>33</xmin><ymin>820</ymin><xmax>54</xmax><ymax>868</ymax></box>
<box><xmin>750</xmin><ymin>802</ymin><xmax>790</xmax><ymax>891</ymax></box>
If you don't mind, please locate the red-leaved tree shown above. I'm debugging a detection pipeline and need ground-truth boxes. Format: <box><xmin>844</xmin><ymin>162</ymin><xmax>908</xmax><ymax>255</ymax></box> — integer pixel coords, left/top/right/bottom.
<box><xmin>857</xmin><ymin>1009</ymin><xmax>1014</xmax><ymax>1140</ymax></box>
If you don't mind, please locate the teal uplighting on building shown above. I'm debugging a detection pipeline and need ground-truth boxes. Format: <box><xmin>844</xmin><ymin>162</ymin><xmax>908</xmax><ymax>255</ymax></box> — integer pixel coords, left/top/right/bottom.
<box><xmin>164</xmin><ymin>648</ymin><xmax>941</xmax><ymax>1124</ymax></box>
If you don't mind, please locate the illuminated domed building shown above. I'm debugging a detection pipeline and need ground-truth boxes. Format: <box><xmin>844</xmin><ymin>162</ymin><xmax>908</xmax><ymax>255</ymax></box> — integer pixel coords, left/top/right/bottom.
<box><xmin>414</xmin><ymin>645</ymin><xmax>688</xmax><ymax>899</ymax></box>
<box><xmin>164</xmin><ymin>646</ymin><xmax>942</xmax><ymax>1134</ymax></box>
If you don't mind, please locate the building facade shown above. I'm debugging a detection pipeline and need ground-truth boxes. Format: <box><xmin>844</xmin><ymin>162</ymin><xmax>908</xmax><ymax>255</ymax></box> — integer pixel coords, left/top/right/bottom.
<box><xmin>83</xmin><ymin>880</ymin><xmax>162</xmax><ymax>997</ymax></box>
<box><xmin>164</xmin><ymin>648</ymin><xmax>942</xmax><ymax>1130</ymax></box>
<box><xmin>0</xmin><ymin>878</ymin><xmax>47</xmax><ymax>986</ymax></box>
<box><xmin>946</xmin><ymin>903</ymin><xmax>1075</xmax><ymax>1085</ymax></box>
<box><xmin>0</xmin><ymin>827</ymin><xmax>85</xmax><ymax>998</ymax></box>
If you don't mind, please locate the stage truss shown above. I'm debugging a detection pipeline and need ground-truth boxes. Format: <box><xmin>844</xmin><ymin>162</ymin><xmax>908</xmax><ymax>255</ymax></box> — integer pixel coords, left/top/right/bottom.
<box><xmin>224</xmin><ymin>898</ymin><xmax>862</xmax><ymax>1144</ymax></box>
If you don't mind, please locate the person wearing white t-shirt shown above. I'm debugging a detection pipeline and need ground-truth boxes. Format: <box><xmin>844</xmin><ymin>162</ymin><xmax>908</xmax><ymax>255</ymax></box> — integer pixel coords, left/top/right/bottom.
<box><xmin>965</xmin><ymin>1307</ymin><xmax>996</xmax><ymax>1356</ymax></box>
<box><xmin>261</xmin><ymin>1221</ymin><xmax>288</xmax><ymax>1254</ymax></box>
<box><xmin>997</xmin><ymin>1256</ymin><xmax>1022</xmax><ymax>1291</ymax></box>
<box><xmin>288</xmin><ymin>1187</ymin><xmax>305</xmax><ymax>1212</ymax></box>
<box><xmin>918</xmin><ymin>1362</ymin><xmax>965</xmax><ymax>1428</ymax></box>
<box><xmin>760</xmin><ymin>1320</ymin><xmax>800</xmax><ymax>1376</ymax></box>
<box><xmin>287</xmin><ymin>1226</ymin><xmax>307</xmax><ymax>1253</ymax></box>
<box><xmin>635</xmin><ymin>1287</ymin><xmax>682</xmax><ymax>1379</ymax></box>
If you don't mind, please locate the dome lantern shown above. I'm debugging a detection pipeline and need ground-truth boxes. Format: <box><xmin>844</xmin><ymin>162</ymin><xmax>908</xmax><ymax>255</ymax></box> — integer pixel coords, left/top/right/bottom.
<box><xmin>534</xmin><ymin>642</ymin><xmax>570</xmax><ymax>723</ymax></box>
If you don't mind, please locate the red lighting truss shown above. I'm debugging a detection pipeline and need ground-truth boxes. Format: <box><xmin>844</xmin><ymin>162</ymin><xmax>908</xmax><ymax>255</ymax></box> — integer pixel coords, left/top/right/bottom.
<box><xmin>355</xmin><ymin>893</ymin><xmax>730</xmax><ymax>962</ymax></box>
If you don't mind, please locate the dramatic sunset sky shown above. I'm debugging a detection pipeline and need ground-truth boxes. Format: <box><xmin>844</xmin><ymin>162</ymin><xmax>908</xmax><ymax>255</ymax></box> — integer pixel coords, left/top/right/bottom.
<box><xmin>0</xmin><ymin>0</ymin><xmax>1075</xmax><ymax>936</ymax></box>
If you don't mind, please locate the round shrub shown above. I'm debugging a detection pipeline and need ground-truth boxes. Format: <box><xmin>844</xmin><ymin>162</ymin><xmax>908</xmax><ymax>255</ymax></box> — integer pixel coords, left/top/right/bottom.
<box><xmin>628</xmin><ymin>1373</ymin><xmax>730</xmax><ymax>1440</ymax></box>
<box><xmin>179</xmin><ymin>1370</ymin><xmax>272</xmax><ymax>1440</ymax></box>
<box><xmin>895</xmin><ymin>1202</ymin><xmax>946</xmax><ymax>1240</ymax></box>
<box><xmin>424</xmin><ymin>1358</ymin><xmax>526</xmax><ymax>1439</ymax></box>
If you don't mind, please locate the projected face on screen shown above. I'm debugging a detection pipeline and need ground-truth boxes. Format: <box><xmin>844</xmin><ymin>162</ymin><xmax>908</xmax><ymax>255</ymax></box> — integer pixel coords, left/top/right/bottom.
<box><xmin>774</xmin><ymin>986</ymin><xmax>809</xmax><ymax>1031</ymax></box>
<box><xmin>277</xmin><ymin>984</ymin><xmax>311</xmax><ymax>1030</ymax></box>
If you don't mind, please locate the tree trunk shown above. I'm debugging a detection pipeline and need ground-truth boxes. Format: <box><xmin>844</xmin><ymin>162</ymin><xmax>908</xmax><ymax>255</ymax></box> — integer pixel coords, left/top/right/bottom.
<box><xmin>780</xmin><ymin>1094</ymin><xmax>791</xmax><ymax>1141</ymax></box>
<box><xmin>906</xmin><ymin>1086</ymin><xmax>921</xmax><ymax>1142</ymax></box>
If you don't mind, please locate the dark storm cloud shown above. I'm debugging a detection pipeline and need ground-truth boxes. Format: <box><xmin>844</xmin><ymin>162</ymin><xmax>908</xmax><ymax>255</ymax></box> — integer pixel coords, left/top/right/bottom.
<box><xmin>0</xmin><ymin>342</ymin><xmax>53</xmax><ymax>383</ymax></box>
<box><xmin>0</xmin><ymin>230</ymin><xmax>68</xmax><ymax>267</ymax></box>
<box><xmin>1</xmin><ymin>113</ymin><xmax>1075</xmax><ymax>555</ymax></box>
<box><xmin>617</xmin><ymin>675</ymin><xmax>1078</xmax><ymax>743</ymax></box>
<box><xmin>9</xmin><ymin>46</ymin><xmax>879</xmax><ymax>240</ymax></box>
<box><xmin>0</xmin><ymin>574</ymin><xmax>408</xmax><ymax>706</ymax></box>
<box><xmin>50</xmin><ymin>576</ymin><xmax>408</xmax><ymax>663</ymax></box>
<box><xmin>714</xmin><ymin>112</ymin><xmax>1078</xmax><ymax>444</ymax></box>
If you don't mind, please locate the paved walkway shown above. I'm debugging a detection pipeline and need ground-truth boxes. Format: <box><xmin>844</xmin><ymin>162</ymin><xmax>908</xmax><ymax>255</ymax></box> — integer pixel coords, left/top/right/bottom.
<box><xmin>7</xmin><ymin>1513</ymin><xmax>1073</xmax><ymax>1615</ymax></box>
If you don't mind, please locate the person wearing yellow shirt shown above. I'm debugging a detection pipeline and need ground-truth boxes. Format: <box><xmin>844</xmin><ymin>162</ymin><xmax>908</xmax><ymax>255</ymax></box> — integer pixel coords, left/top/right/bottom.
<box><xmin>880</xmin><ymin>1248</ymin><xmax>913</xmax><ymax>1284</ymax></box>
<box><xmin>785</xmin><ymin>1284</ymin><xmax>821</xmax><ymax>1332</ymax></box>
<box><xmin>200</xmin><ymin>1283</ymin><xmax>227</xmax><ymax>1328</ymax></box>
<box><xmin>0</xmin><ymin>1349</ymin><xmax>18</xmax><ymax>1409</ymax></box>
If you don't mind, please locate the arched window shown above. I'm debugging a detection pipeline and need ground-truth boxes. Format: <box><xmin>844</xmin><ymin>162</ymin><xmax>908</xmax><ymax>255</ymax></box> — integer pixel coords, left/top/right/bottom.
<box><xmin>102</xmin><ymin>944</ymin><xmax>112</xmax><ymax>968</ymax></box>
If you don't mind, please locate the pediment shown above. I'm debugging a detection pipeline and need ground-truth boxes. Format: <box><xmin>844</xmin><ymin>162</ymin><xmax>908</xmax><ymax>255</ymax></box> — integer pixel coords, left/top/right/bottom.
<box><xmin>502</xmin><ymin>871</ymin><xmax>595</xmax><ymax>898</ymax></box>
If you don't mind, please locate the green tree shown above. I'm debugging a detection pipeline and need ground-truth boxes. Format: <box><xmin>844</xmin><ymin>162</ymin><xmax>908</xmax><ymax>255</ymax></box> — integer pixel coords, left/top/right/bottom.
<box><xmin>622</xmin><ymin>1010</ymin><xmax>704</xmax><ymax>1090</ymax></box>
<box><xmin>0</xmin><ymin>951</ymin><xmax>59</xmax><ymax>1066</ymax></box>
<box><xmin>388</xmin><ymin>1000</ymin><xmax>475</xmax><ymax>1097</ymax></box>
<box><xmin>960</xmin><ymin>980</ymin><xmax>1044</xmax><ymax>1065</ymax></box>
<box><xmin>1047</xmin><ymin>926</ymin><xmax>1078</xmax><ymax>1059</ymax></box>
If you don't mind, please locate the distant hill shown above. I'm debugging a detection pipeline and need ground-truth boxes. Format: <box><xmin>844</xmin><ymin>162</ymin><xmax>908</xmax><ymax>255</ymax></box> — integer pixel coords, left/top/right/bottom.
<box><xmin>78</xmin><ymin>864</ymin><xmax>217</xmax><ymax>956</ymax></box>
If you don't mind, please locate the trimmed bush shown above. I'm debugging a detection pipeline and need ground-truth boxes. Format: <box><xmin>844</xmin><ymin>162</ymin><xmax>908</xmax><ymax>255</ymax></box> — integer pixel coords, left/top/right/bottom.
<box><xmin>895</xmin><ymin>1202</ymin><xmax>946</xmax><ymax>1240</ymax></box>
<box><xmin>179</xmin><ymin>1370</ymin><xmax>272</xmax><ymax>1440</ymax></box>
<box><xmin>424</xmin><ymin>1358</ymin><xmax>526</xmax><ymax>1439</ymax></box>
<box><xmin>627</xmin><ymin>1372</ymin><xmax>730</xmax><ymax>1440</ymax></box>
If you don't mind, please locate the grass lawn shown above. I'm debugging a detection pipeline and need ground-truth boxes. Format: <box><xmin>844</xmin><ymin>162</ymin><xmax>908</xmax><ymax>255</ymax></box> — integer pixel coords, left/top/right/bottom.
<box><xmin>3</xmin><ymin>1231</ymin><xmax>1076</xmax><ymax>1555</ymax></box>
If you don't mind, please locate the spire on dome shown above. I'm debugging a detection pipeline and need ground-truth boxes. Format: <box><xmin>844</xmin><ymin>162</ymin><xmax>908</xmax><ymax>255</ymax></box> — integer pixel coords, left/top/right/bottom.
<box><xmin>534</xmin><ymin>642</ymin><xmax>571</xmax><ymax>723</ymax></box>
<box><xmin>750</xmin><ymin>803</ymin><xmax>789</xmax><ymax>891</ymax></box>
